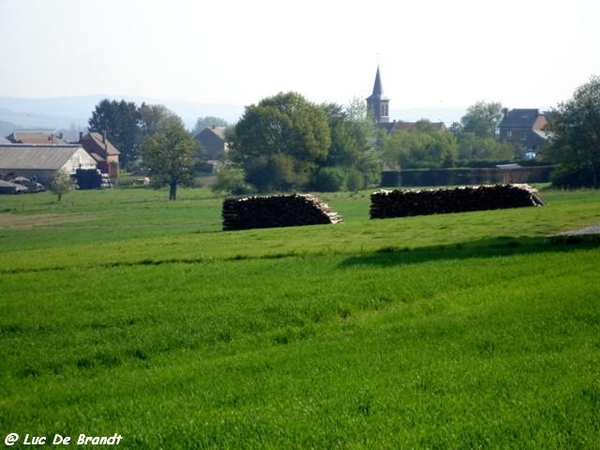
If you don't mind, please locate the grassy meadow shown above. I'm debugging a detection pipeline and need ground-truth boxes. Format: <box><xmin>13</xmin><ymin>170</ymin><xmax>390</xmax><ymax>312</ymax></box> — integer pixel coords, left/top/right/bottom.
<box><xmin>1</xmin><ymin>186</ymin><xmax>599</xmax><ymax>448</ymax></box>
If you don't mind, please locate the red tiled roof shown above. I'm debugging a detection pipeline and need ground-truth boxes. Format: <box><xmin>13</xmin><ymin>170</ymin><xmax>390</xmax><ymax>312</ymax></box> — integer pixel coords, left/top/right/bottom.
<box><xmin>6</xmin><ymin>131</ymin><xmax>69</xmax><ymax>145</ymax></box>
<box><xmin>79</xmin><ymin>132</ymin><xmax>120</xmax><ymax>156</ymax></box>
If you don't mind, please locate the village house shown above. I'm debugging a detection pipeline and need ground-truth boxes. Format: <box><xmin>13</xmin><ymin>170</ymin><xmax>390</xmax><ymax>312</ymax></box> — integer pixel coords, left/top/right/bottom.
<box><xmin>194</xmin><ymin>126</ymin><xmax>228</xmax><ymax>171</ymax></box>
<box><xmin>78</xmin><ymin>131</ymin><xmax>120</xmax><ymax>180</ymax></box>
<box><xmin>498</xmin><ymin>109</ymin><xmax>549</xmax><ymax>158</ymax></box>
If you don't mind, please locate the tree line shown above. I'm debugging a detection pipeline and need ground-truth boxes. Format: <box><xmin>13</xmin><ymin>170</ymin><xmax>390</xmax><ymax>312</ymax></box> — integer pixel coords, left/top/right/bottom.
<box><xmin>89</xmin><ymin>75</ymin><xmax>600</xmax><ymax>199</ymax></box>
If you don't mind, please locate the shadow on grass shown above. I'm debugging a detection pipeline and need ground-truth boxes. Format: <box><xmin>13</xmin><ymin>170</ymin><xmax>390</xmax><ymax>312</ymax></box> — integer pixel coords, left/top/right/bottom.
<box><xmin>339</xmin><ymin>234</ymin><xmax>600</xmax><ymax>268</ymax></box>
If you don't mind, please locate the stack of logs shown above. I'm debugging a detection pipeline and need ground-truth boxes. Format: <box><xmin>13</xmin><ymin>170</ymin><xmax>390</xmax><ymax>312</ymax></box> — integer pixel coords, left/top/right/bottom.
<box><xmin>370</xmin><ymin>184</ymin><xmax>547</xmax><ymax>219</ymax></box>
<box><xmin>222</xmin><ymin>194</ymin><xmax>343</xmax><ymax>231</ymax></box>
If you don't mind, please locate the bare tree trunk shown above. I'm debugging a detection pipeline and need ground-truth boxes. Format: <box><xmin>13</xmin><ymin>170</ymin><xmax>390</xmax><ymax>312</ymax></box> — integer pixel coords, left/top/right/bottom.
<box><xmin>169</xmin><ymin>183</ymin><xmax>177</xmax><ymax>201</ymax></box>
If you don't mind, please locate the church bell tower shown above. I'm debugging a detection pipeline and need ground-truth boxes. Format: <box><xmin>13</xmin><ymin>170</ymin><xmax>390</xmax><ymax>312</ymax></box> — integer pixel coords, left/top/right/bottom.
<box><xmin>366</xmin><ymin>65</ymin><xmax>390</xmax><ymax>124</ymax></box>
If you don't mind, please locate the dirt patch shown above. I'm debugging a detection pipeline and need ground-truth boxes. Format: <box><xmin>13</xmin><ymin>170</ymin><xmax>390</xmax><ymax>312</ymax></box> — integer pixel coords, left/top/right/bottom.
<box><xmin>0</xmin><ymin>213</ymin><xmax>89</xmax><ymax>230</ymax></box>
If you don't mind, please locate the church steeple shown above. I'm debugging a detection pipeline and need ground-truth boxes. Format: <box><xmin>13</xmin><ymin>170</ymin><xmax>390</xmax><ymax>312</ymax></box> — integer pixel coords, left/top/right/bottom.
<box><xmin>366</xmin><ymin>65</ymin><xmax>390</xmax><ymax>124</ymax></box>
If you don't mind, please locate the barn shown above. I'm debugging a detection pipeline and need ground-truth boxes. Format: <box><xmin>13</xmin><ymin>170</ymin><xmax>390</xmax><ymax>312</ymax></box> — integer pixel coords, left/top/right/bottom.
<box><xmin>0</xmin><ymin>144</ymin><xmax>97</xmax><ymax>185</ymax></box>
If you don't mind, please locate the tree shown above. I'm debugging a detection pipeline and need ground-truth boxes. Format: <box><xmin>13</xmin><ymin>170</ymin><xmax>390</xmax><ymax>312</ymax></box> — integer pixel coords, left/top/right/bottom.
<box><xmin>456</xmin><ymin>101</ymin><xmax>504</xmax><ymax>139</ymax></box>
<box><xmin>192</xmin><ymin>116</ymin><xmax>229</xmax><ymax>136</ymax></box>
<box><xmin>138</xmin><ymin>103</ymin><xmax>181</xmax><ymax>136</ymax></box>
<box><xmin>315</xmin><ymin>99</ymin><xmax>380</xmax><ymax>191</ymax></box>
<box><xmin>450</xmin><ymin>101</ymin><xmax>514</xmax><ymax>164</ymax></box>
<box><xmin>382</xmin><ymin>120</ymin><xmax>457</xmax><ymax>169</ymax></box>
<box><xmin>211</xmin><ymin>168</ymin><xmax>252</xmax><ymax>195</ymax></box>
<box><xmin>456</xmin><ymin>132</ymin><xmax>514</xmax><ymax>164</ymax></box>
<box><xmin>50</xmin><ymin>169</ymin><xmax>73</xmax><ymax>202</ymax></box>
<box><xmin>140</xmin><ymin>117</ymin><xmax>201</xmax><ymax>200</ymax></box>
<box><xmin>546</xmin><ymin>75</ymin><xmax>600</xmax><ymax>188</ymax></box>
<box><xmin>232</xmin><ymin>92</ymin><xmax>330</xmax><ymax>192</ymax></box>
<box><xmin>88</xmin><ymin>99</ymin><xmax>140</xmax><ymax>170</ymax></box>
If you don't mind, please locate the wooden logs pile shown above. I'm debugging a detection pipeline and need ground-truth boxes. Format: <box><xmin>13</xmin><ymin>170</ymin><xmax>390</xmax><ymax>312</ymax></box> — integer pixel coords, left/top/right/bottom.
<box><xmin>222</xmin><ymin>194</ymin><xmax>342</xmax><ymax>231</ymax></box>
<box><xmin>370</xmin><ymin>184</ymin><xmax>547</xmax><ymax>219</ymax></box>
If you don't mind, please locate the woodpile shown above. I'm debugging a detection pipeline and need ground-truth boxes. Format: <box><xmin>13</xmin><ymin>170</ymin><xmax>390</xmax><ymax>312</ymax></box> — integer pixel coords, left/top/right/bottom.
<box><xmin>370</xmin><ymin>184</ymin><xmax>547</xmax><ymax>219</ymax></box>
<box><xmin>222</xmin><ymin>194</ymin><xmax>342</xmax><ymax>231</ymax></box>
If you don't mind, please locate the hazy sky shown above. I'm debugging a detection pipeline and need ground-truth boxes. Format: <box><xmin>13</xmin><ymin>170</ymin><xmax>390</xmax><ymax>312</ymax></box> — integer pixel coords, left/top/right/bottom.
<box><xmin>1</xmin><ymin>0</ymin><xmax>598</xmax><ymax>111</ymax></box>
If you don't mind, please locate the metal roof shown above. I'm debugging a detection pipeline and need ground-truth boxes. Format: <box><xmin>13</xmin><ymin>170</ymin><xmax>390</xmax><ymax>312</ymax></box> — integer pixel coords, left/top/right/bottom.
<box><xmin>0</xmin><ymin>144</ymin><xmax>84</xmax><ymax>170</ymax></box>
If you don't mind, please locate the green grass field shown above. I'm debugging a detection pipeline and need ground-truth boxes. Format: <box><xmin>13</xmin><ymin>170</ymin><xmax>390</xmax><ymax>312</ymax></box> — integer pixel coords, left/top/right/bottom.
<box><xmin>1</xmin><ymin>186</ymin><xmax>599</xmax><ymax>449</ymax></box>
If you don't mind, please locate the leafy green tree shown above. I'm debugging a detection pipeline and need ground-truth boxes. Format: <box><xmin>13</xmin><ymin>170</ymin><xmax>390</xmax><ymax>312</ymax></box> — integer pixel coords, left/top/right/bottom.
<box><xmin>311</xmin><ymin>167</ymin><xmax>347</xmax><ymax>192</ymax></box>
<box><xmin>451</xmin><ymin>101</ymin><xmax>514</xmax><ymax>164</ymax></box>
<box><xmin>321</xmin><ymin>102</ymin><xmax>359</xmax><ymax>168</ymax></box>
<box><xmin>382</xmin><ymin>120</ymin><xmax>457</xmax><ymax>169</ymax></box>
<box><xmin>88</xmin><ymin>99</ymin><xmax>140</xmax><ymax>169</ymax></box>
<box><xmin>138</xmin><ymin>103</ymin><xmax>181</xmax><ymax>136</ymax></box>
<box><xmin>192</xmin><ymin>116</ymin><xmax>230</xmax><ymax>136</ymax></box>
<box><xmin>211</xmin><ymin>168</ymin><xmax>252</xmax><ymax>195</ymax></box>
<box><xmin>318</xmin><ymin>99</ymin><xmax>380</xmax><ymax>190</ymax></box>
<box><xmin>456</xmin><ymin>132</ymin><xmax>514</xmax><ymax>163</ymax></box>
<box><xmin>546</xmin><ymin>75</ymin><xmax>600</xmax><ymax>188</ymax></box>
<box><xmin>140</xmin><ymin>117</ymin><xmax>201</xmax><ymax>200</ymax></box>
<box><xmin>50</xmin><ymin>169</ymin><xmax>73</xmax><ymax>202</ymax></box>
<box><xmin>232</xmin><ymin>92</ymin><xmax>330</xmax><ymax>192</ymax></box>
<box><xmin>456</xmin><ymin>101</ymin><xmax>504</xmax><ymax>139</ymax></box>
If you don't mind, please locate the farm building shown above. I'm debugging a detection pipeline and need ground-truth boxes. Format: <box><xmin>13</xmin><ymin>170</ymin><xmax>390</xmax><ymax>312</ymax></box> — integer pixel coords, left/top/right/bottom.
<box><xmin>0</xmin><ymin>144</ymin><xmax>97</xmax><ymax>185</ymax></box>
<box><xmin>194</xmin><ymin>126</ymin><xmax>228</xmax><ymax>171</ymax></box>
<box><xmin>78</xmin><ymin>131</ymin><xmax>120</xmax><ymax>180</ymax></box>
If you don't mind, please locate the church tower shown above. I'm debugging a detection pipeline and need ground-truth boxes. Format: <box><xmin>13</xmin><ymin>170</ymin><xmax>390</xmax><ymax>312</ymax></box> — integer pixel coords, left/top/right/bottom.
<box><xmin>366</xmin><ymin>65</ymin><xmax>390</xmax><ymax>124</ymax></box>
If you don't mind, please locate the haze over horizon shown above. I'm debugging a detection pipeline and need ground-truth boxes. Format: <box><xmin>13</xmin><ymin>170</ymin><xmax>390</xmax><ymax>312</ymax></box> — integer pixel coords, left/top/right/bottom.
<box><xmin>1</xmin><ymin>0</ymin><xmax>599</xmax><ymax>119</ymax></box>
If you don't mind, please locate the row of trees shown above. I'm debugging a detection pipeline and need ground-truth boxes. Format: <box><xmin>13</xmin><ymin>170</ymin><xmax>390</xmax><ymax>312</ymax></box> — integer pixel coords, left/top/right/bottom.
<box><xmin>227</xmin><ymin>79</ymin><xmax>600</xmax><ymax>191</ymax></box>
<box><xmin>218</xmin><ymin>95</ymin><xmax>517</xmax><ymax>194</ymax></box>
<box><xmin>381</xmin><ymin>102</ymin><xmax>515</xmax><ymax>171</ymax></box>
<box><xmin>89</xmin><ymin>75</ymin><xmax>600</xmax><ymax>199</ymax></box>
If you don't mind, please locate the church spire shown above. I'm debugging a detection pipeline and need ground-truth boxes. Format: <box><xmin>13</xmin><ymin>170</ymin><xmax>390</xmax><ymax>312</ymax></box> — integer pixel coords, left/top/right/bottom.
<box><xmin>372</xmin><ymin>65</ymin><xmax>384</xmax><ymax>97</ymax></box>
<box><xmin>366</xmin><ymin>65</ymin><xmax>390</xmax><ymax>124</ymax></box>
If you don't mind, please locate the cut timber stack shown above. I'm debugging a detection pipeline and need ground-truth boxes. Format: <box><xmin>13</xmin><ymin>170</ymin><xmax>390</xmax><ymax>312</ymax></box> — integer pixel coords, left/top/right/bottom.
<box><xmin>370</xmin><ymin>184</ymin><xmax>547</xmax><ymax>219</ymax></box>
<box><xmin>222</xmin><ymin>194</ymin><xmax>342</xmax><ymax>231</ymax></box>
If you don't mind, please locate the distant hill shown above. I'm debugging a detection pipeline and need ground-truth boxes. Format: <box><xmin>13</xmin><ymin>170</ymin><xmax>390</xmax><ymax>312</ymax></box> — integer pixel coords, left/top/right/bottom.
<box><xmin>0</xmin><ymin>95</ymin><xmax>246</xmax><ymax>133</ymax></box>
<box><xmin>0</xmin><ymin>95</ymin><xmax>465</xmax><ymax>135</ymax></box>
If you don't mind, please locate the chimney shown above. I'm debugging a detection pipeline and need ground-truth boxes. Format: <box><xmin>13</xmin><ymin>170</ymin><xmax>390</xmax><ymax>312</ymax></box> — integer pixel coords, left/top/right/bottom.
<box><xmin>79</xmin><ymin>132</ymin><xmax>83</xmax><ymax>142</ymax></box>
<box><xmin>102</xmin><ymin>131</ymin><xmax>107</xmax><ymax>143</ymax></box>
